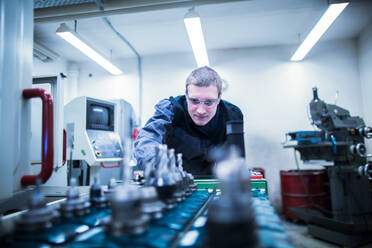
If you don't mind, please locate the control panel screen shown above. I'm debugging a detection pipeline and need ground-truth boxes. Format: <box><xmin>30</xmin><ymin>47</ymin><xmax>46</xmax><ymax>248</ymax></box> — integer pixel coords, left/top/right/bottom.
<box><xmin>86</xmin><ymin>99</ymin><xmax>114</xmax><ymax>131</ymax></box>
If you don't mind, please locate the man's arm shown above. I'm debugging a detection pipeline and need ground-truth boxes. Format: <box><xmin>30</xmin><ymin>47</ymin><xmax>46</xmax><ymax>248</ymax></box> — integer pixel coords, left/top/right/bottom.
<box><xmin>134</xmin><ymin>99</ymin><xmax>174</xmax><ymax>169</ymax></box>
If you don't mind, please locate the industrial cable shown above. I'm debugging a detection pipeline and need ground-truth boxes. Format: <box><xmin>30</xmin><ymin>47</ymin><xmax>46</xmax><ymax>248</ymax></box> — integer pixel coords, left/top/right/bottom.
<box><xmin>95</xmin><ymin>0</ymin><xmax>143</xmax><ymax>126</ymax></box>
<box><xmin>101</xmin><ymin>17</ymin><xmax>144</xmax><ymax>125</ymax></box>
<box><xmin>307</xmin><ymin>105</ymin><xmax>318</xmax><ymax>131</ymax></box>
<box><xmin>68</xmin><ymin>142</ymin><xmax>73</xmax><ymax>186</ymax></box>
<box><xmin>330</xmin><ymin>134</ymin><xmax>337</xmax><ymax>153</ymax></box>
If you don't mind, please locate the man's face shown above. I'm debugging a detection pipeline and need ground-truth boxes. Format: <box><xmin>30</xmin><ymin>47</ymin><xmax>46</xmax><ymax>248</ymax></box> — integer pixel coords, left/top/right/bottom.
<box><xmin>186</xmin><ymin>84</ymin><xmax>220</xmax><ymax>126</ymax></box>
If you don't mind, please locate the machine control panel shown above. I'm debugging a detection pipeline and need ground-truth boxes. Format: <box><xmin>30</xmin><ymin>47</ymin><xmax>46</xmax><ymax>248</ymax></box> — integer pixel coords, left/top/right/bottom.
<box><xmin>87</xmin><ymin>130</ymin><xmax>122</xmax><ymax>159</ymax></box>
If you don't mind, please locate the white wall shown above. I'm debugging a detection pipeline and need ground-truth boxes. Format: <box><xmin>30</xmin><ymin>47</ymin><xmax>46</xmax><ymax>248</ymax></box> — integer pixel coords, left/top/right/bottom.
<box><xmin>33</xmin><ymin>57</ymin><xmax>68</xmax><ymax>77</ymax></box>
<box><xmin>73</xmin><ymin>38</ymin><xmax>363</xmax><ymax>210</ymax></box>
<box><xmin>33</xmin><ymin>58</ymin><xmax>79</xmax><ymax>105</ymax></box>
<box><xmin>211</xmin><ymin>39</ymin><xmax>363</xmax><ymax>210</ymax></box>
<box><xmin>77</xmin><ymin>57</ymin><xmax>140</xmax><ymax>119</ymax></box>
<box><xmin>141</xmin><ymin>52</ymin><xmax>197</xmax><ymax>125</ymax></box>
<box><xmin>358</xmin><ymin>21</ymin><xmax>372</xmax><ymax>151</ymax></box>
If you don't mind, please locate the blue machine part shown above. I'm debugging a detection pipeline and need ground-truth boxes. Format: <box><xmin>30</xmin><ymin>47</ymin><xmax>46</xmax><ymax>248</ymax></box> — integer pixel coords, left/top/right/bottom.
<box><xmin>287</xmin><ymin>131</ymin><xmax>325</xmax><ymax>145</ymax></box>
<box><xmin>13</xmin><ymin>223</ymin><xmax>90</xmax><ymax>245</ymax></box>
<box><xmin>178</xmin><ymin>196</ymin><xmax>295</xmax><ymax>248</ymax></box>
<box><xmin>8</xmin><ymin>191</ymin><xmax>209</xmax><ymax>248</ymax></box>
<box><xmin>257</xmin><ymin>229</ymin><xmax>293</xmax><ymax>248</ymax></box>
<box><xmin>6</xmin><ymin>191</ymin><xmax>294</xmax><ymax>248</ymax></box>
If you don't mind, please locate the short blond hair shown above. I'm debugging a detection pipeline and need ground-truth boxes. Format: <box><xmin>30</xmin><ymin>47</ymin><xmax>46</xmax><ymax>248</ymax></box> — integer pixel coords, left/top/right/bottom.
<box><xmin>186</xmin><ymin>66</ymin><xmax>222</xmax><ymax>97</ymax></box>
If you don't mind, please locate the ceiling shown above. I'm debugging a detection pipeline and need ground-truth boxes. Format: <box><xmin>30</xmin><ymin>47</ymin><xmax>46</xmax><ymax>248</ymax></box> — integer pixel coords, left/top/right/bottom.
<box><xmin>33</xmin><ymin>0</ymin><xmax>372</xmax><ymax>63</ymax></box>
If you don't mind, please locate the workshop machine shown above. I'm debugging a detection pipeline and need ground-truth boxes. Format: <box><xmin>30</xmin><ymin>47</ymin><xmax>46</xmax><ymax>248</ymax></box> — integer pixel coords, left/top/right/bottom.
<box><xmin>283</xmin><ymin>87</ymin><xmax>372</xmax><ymax>247</ymax></box>
<box><xmin>64</xmin><ymin>97</ymin><xmax>125</xmax><ymax>186</ymax></box>
<box><xmin>0</xmin><ymin>146</ymin><xmax>294</xmax><ymax>248</ymax></box>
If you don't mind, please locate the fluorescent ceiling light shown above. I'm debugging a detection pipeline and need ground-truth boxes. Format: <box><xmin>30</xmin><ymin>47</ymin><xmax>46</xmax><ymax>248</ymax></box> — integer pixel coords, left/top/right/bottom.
<box><xmin>290</xmin><ymin>1</ymin><xmax>349</xmax><ymax>61</ymax></box>
<box><xmin>184</xmin><ymin>8</ymin><xmax>209</xmax><ymax>67</ymax></box>
<box><xmin>56</xmin><ymin>23</ymin><xmax>123</xmax><ymax>75</ymax></box>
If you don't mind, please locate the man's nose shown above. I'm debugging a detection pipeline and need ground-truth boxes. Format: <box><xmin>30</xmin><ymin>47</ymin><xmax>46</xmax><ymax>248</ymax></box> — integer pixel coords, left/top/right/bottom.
<box><xmin>196</xmin><ymin>104</ymin><xmax>207</xmax><ymax>114</ymax></box>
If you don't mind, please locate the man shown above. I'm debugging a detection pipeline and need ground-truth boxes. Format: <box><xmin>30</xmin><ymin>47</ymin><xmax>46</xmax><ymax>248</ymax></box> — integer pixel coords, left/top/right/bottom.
<box><xmin>134</xmin><ymin>66</ymin><xmax>243</xmax><ymax>176</ymax></box>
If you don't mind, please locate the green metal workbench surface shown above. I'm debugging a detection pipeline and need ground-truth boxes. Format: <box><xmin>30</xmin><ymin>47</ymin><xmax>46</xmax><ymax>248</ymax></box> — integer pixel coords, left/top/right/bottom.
<box><xmin>195</xmin><ymin>178</ymin><xmax>268</xmax><ymax>196</ymax></box>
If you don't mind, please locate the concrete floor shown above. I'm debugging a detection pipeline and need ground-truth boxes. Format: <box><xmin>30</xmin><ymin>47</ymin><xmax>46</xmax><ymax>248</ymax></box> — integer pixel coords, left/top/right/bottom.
<box><xmin>281</xmin><ymin>218</ymin><xmax>339</xmax><ymax>248</ymax></box>
<box><xmin>281</xmin><ymin>217</ymin><xmax>372</xmax><ymax>248</ymax></box>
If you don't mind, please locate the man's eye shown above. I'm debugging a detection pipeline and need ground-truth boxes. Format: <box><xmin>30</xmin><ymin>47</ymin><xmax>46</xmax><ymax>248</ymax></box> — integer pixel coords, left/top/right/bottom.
<box><xmin>191</xmin><ymin>99</ymin><xmax>200</xmax><ymax>104</ymax></box>
<box><xmin>204</xmin><ymin>100</ymin><xmax>213</xmax><ymax>106</ymax></box>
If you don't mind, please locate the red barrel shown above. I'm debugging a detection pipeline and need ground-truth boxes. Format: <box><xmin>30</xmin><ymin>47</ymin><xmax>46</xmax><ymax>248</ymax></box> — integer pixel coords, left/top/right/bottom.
<box><xmin>280</xmin><ymin>170</ymin><xmax>327</xmax><ymax>220</ymax></box>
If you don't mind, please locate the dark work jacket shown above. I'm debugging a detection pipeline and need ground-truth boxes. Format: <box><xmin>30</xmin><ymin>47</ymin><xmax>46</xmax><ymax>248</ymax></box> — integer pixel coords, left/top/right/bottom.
<box><xmin>164</xmin><ymin>95</ymin><xmax>243</xmax><ymax>176</ymax></box>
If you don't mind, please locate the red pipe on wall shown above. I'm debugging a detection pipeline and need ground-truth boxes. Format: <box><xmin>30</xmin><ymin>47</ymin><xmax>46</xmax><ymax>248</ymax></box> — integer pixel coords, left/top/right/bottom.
<box><xmin>21</xmin><ymin>88</ymin><xmax>54</xmax><ymax>186</ymax></box>
<box><xmin>62</xmin><ymin>129</ymin><xmax>67</xmax><ymax>165</ymax></box>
